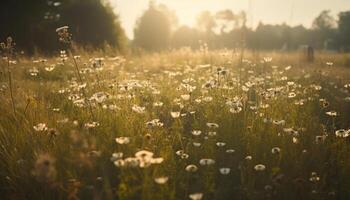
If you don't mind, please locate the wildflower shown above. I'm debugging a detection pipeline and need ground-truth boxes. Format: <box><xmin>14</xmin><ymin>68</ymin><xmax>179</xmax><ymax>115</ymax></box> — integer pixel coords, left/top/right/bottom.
<box><xmin>254</xmin><ymin>164</ymin><xmax>266</xmax><ymax>171</ymax></box>
<box><xmin>226</xmin><ymin>149</ymin><xmax>235</xmax><ymax>153</ymax></box>
<box><xmin>325</xmin><ymin>111</ymin><xmax>338</xmax><ymax>117</ymax></box>
<box><xmin>283</xmin><ymin>128</ymin><xmax>297</xmax><ymax>135</ymax></box>
<box><xmin>219</xmin><ymin>168</ymin><xmax>231</xmax><ymax>175</ymax></box>
<box><xmin>288</xmin><ymin>92</ymin><xmax>296</xmax><ymax>98</ymax></box>
<box><xmin>185</xmin><ymin>164</ymin><xmax>198</xmax><ymax>172</ymax></box>
<box><xmin>189</xmin><ymin>193</ymin><xmax>203</xmax><ymax>200</ymax></box>
<box><xmin>321</xmin><ymin>100</ymin><xmax>329</xmax><ymax>108</ymax></box>
<box><xmin>216</xmin><ymin>142</ymin><xmax>226</xmax><ymax>147</ymax></box>
<box><xmin>181</xmin><ymin>153</ymin><xmax>189</xmax><ymax>159</ymax></box>
<box><xmin>110</xmin><ymin>152</ymin><xmax>123</xmax><ymax>161</ymax></box>
<box><xmin>245</xmin><ymin>156</ymin><xmax>252</xmax><ymax>160</ymax></box>
<box><xmin>56</xmin><ymin>26</ymin><xmax>71</xmax><ymax>44</ymax></box>
<box><xmin>146</xmin><ymin>119</ymin><xmax>163</xmax><ymax>128</ymax></box>
<box><xmin>309</xmin><ymin>172</ymin><xmax>320</xmax><ymax>183</ymax></box>
<box><xmin>84</xmin><ymin>122</ymin><xmax>99</xmax><ymax>128</ymax></box>
<box><xmin>292</xmin><ymin>137</ymin><xmax>299</xmax><ymax>144</ymax></box>
<box><xmin>153</xmin><ymin>101</ymin><xmax>163</xmax><ymax>107</ymax></box>
<box><xmin>115</xmin><ymin>137</ymin><xmax>130</xmax><ymax>145</ymax></box>
<box><xmin>132</xmin><ymin>105</ymin><xmax>146</xmax><ymax>114</ymax></box>
<box><xmin>170</xmin><ymin>111</ymin><xmax>181</xmax><ymax>118</ymax></box>
<box><xmin>154</xmin><ymin>176</ymin><xmax>169</xmax><ymax>184</ymax></box>
<box><xmin>263</xmin><ymin>57</ymin><xmax>272</xmax><ymax>63</ymax></box>
<box><xmin>135</xmin><ymin>150</ymin><xmax>153</xmax><ymax>167</ymax></box>
<box><xmin>176</xmin><ymin>150</ymin><xmax>185</xmax><ymax>156</ymax></box>
<box><xmin>271</xmin><ymin>147</ymin><xmax>281</xmax><ymax>154</ymax></box>
<box><xmin>326</xmin><ymin>62</ymin><xmax>333</xmax><ymax>67</ymax></box>
<box><xmin>33</xmin><ymin>123</ymin><xmax>48</xmax><ymax>132</ymax></box>
<box><xmin>242</xmin><ymin>85</ymin><xmax>249</xmax><ymax>92</ymax></box>
<box><xmin>285</xmin><ymin>66</ymin><xmax>292</xmax><ymax>70</ymax></box>
<box><xmin>335</xmin><ymin>129</ymin><xmax>349</xmax><ymax>138</ymax></box>
<box><xmin>45</xmin><ymin>65</ymin><xmax>55</xmax><ymax>72</ymax></box>
<box><xmin>193</xmin><ymin>142</ymin><xmax>201</xmax><ymax>147</ymax></box>
<box><xmin>206</xmin><ymin>122</ymin><xmax>219</xmax><ymax>129</ymax></box>
<box><xmin>73</xmin><ymin>120</ymin><xmax>79</xmax><ymax>126</ymax></box>
<box><xmin>56</xmin><ymin>26</ymin><xmax>69</xmax><ymax>33</ymax></box>
<box><xmin>191</xmin><ymin>130</ymin><xmax>202</xmax><ymax>136</ymax></box>
<box><xmin>29</xmin><ymin>67</ymin><xmax>39</xmax><ymax>76</ymax></box>
<box><xmin>229</xmin><ymin>106</ymin><xmax>242</xmax><ymax>114</ymax></box>
<box><xmin>150</xmin><ymin>157</ymin><xmax>164</xmax><ymax>164</ymax></box>
<box><xmin>135</xmin><ymin>150</ymin><xmax>154</xmax><ymax>159</ymax></box>
<box><xmin>90</xmin><ymin>92</ymin><xmax>109</xmax><ymax>103</ymax></box>
<box><xmin>132</xmin><ymin>150</ymin><xmax>163</xmax><ymax>168</ymax></box>
<box><xmin>107</xmin><ymin>104</ymin><xmax>120</xmax><ymax>111</ymax></box>
<box><xmin>199</xmin><ymin>158</ymin><xmax>215</xmax><ymax>166</ymax></box>
<box><xmin>181</xmin><ymin>94</ymin><xmax>191</xmax><ymax>101</ymax></box>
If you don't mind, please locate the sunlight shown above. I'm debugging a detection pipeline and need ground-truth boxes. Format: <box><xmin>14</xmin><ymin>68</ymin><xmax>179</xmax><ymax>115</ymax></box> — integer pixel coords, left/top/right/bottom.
<box><xmin>112</xmin><ymin>0</ymin><xmax>350</xmax><ymax>38</ymax></box>
<box><xmin>2</xmin><ymin>0</ymin><xmax>350</xmax><ymax>199</ymax></box>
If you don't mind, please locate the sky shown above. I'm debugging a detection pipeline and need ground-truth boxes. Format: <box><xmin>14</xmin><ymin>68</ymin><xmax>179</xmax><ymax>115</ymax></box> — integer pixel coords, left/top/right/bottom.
<box><xmin>110</xmin><ymin>0</ymin><xmax>350</xmax><ymax>39</ymax></box>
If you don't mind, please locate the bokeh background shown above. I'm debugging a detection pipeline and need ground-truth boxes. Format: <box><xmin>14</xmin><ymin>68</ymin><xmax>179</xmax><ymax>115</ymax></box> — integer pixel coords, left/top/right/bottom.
<box><xmin>1</xmin><ymin>0</ymin><xmax>350</xmax><ymax>54</ymax></box>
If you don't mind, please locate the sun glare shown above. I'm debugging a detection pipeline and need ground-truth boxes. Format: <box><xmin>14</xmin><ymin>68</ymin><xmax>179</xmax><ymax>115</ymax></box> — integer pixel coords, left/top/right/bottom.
<box><xmin>2</xmin><ymin>0</ymin><xmax>350</xmax><ymax>199</ymax></box>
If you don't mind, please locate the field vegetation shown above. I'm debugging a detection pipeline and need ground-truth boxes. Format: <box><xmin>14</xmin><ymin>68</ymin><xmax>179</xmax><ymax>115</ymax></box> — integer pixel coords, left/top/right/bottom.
<box><xmin>1</xmin><ymin>40</ymin><xmax>350</xmax><ymax>199</ymax></box>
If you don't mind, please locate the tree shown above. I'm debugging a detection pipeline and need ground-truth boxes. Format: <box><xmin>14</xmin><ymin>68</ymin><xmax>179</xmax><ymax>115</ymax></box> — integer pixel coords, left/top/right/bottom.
<box><xmin>215</xmin><ymin>10</ymin><xmax>236</xmax><ymax>33</ymax></box>
<box><xmin>0</xmin><ymin>0</ymin><xmax>127</xmax><ymax>54</ymax></box>
<box><xmin>311</xmin><ymin>10</ymin><xmax>337</xmax><ymax>49</ymax></box>
<box><xmin>133</xmin><ymin>2</ymin><xmax>172</xmax><ymax>51</ymax></box>
<box><xmin>0</xmin><ymin>0</ymin><xmax>49</xmax><ymax>53</ymax></box>
<box><xmin>171</xmin><ymin>26</ymin><xmax>200</xmax><ymax>49</ymax></box>
<box><xmin>59</xmin><ymin>0</ymin><xmax>127</xmax><ymax>52</ymax></box>
<box><xmin>158</xmin><ymin>4</ymin><xmax>179</xmax><ymax>31</ymax></box>
<box><xmin>338</xmin><ymin>11</ymin><xmax>350</xmax><ymax>51</ymax></box>
<box><xmin>196</xmin><ymin>11</ymin><xmax>216</xmax><ymax>34</ymax></box>
<box><xmin>312</xmin><ymin>10</ymin><xmax>336</xmax><ymax>30</ymax></box>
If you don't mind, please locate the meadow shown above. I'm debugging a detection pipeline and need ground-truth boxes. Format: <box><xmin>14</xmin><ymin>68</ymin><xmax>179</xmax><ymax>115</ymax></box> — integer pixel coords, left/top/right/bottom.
<box><xmin>1</xmin><ymin>47</ymin><xmax>350</xmax><ymax>200</ymax></box>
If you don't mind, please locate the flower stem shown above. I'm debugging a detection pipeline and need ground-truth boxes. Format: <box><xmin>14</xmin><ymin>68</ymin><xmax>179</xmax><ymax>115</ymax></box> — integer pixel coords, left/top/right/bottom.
<box><xmin>72</xmin><ymin>56</ymin><xmax>95</xmax><ymax>120</ymax></box>
<box><xmin>7</xmin><ymin>57</ymin><xmax>16</xmax><ymax>115</ymax></box>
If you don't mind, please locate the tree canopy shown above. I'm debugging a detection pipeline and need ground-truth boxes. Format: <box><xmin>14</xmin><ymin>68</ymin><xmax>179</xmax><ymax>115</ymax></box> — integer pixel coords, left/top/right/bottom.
<box><xmin>133</xmin><ymin>2</ymin><xmax>172</xmax><ymax>51</ymax></box>
<box><xmin>0</xmin><ymin>0</ymin><xmax>127</xmax><ymax>54</ymax></box>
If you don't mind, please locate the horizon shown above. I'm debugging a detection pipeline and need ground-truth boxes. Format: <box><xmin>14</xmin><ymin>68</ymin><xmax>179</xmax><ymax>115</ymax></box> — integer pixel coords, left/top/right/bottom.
<box><xmin>111</xmin><ymin>0</ymin><xmax>350</xmax><ymax>39</ymax></box>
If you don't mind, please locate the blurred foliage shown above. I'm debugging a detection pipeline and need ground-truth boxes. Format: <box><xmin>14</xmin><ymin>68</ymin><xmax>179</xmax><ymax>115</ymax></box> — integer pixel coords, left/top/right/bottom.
<box><xmin>0</xmin><ymin>0</ymin><xmax>127</xmax><ymax>55</ymax></box>
<box><xmin>133</xmin><ymin>2</ymin><xmax>172</xmax><ymax>51</ymax></box>
<box><xmin>171</xmin><ymin>9</ymin><xmax>342</xmax><ymax>51</ymax></box>
<box><xmin>133</xmin><ymin>3</ymin><xmax>350</xmax><ymax>52</ymax></box>
<box><xmin>338</xmin><ymin>11</ymin><xmax>350</xmax><ymax>51</ymax></box>
<box><xmin>2</xmin><ymin>0</ymin><xmax>350</xmax><ymax>53</ymax></box>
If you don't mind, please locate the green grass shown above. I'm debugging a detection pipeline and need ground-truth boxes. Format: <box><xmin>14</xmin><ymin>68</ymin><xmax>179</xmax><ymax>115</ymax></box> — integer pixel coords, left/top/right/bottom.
<box><xmin>1</xmin><ymin>50</ymin><xmax>350</xmax><ymax>199</ymax></box>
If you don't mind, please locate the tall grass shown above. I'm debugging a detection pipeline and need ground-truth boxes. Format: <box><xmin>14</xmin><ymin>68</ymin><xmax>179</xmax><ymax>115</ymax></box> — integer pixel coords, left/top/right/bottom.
<box><xmin>1</xmin><ymin>48</ymin><xmax>350</xmax><ymax>199</ymax></box>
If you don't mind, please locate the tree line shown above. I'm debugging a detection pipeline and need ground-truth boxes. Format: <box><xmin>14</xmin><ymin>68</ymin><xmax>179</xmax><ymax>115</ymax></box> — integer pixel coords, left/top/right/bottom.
<box><xmin>0</xmin><ymin>0</ymin><xmax>127</xmax><ymax>55</ymax></box>
<box><xmin>134</xmin><ymin>3</ymin><xmax>350</xmax><ymax>52</ymax></box>
<box><xmin>1</xmin><ymin>0</ymin><xmax>350</xmax><ymax>54</ymax></box>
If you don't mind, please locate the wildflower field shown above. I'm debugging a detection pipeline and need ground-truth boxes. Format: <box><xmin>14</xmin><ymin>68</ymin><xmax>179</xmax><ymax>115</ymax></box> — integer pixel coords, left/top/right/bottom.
<box><xmin>1</xmin><ymin>46</ymin><xmax>350</xmax><ymax>200</ymax></box>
